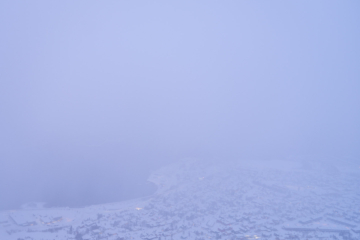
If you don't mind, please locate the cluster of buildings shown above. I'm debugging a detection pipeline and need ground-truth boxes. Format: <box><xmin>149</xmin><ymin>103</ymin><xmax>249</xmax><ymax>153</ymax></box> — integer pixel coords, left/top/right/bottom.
<box><xmin>0</xmin><ymin>159</ymin><xmax>359</xmax><ymax>240</ymax></box>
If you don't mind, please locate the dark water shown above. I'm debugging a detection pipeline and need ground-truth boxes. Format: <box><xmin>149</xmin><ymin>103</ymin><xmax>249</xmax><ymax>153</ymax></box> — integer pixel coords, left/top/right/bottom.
<box><xmin>44</xmin><ymin>180</ymin><xmax>157</xmax><ymax>208</ymax></box>
<box><xmin>0</xmin><ymin>140</ymin><xmax>178</xmax><ymax>211</ymax></box>
<box><xmin>0</xmin><ymin>146</ymin><xmax>163</xmax><ymax>210</ymax></box>
<box><xmin>0</xmin><ymin>169</ymin><xmax>157</xmax><ymax>210</ymax></box>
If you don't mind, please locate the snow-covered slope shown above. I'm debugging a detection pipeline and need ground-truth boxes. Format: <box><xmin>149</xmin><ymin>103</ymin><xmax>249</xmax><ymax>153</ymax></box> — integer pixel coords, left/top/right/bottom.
<box><xmin>1</xmin><ymin>158</ymin><xmax>359</xmax><ymax>240</ymax></box>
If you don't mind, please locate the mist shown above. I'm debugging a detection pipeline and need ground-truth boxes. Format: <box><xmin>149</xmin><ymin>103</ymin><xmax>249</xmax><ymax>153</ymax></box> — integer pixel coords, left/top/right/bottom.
<box><xmin>1</xmin><ymin>0</ymin><xmax>359</xmax><ymax>213</ymax></box>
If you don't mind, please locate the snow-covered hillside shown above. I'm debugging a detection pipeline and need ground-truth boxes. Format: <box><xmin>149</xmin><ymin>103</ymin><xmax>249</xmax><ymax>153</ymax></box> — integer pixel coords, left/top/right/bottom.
<box><xmin>1</xmin><ymin>158</ymin><xmax>359</xmax><ymax>240</ymax></box>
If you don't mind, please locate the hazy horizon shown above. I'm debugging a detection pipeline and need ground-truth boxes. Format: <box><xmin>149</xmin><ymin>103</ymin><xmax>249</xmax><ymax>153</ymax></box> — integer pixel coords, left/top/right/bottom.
<box><xmin>1</xmin><ymin>1</ymin><xmax>359</xmax><ymax>210</ymax></box>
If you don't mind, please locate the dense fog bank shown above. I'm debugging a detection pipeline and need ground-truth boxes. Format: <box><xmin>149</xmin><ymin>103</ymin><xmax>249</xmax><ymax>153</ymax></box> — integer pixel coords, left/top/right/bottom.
<box><xmin>0</xmin><ymin>1</ymin><xmax>359</xmax><ymax>211</ymax></box>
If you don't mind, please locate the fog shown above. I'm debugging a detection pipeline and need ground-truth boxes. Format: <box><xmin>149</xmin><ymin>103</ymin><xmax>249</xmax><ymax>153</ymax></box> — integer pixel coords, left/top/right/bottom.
<box><xmin>1</xmin><ymin>1</ymin><xmax>359</xmax><ymax>211</ymax></box>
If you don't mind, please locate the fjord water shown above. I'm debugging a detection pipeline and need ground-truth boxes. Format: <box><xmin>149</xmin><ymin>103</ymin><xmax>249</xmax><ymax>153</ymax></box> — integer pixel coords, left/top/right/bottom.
<box><xmin>0</xmin><ymin>146</ymin><xmax>159</xmax><ymax>210</ymax></box>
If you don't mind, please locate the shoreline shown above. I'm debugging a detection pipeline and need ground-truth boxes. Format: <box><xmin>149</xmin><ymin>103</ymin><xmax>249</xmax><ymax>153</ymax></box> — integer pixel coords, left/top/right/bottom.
<box><xmin>0</xmin><ymin>169</ymin><xmax>162</xmax><ymax>213</ymax></box>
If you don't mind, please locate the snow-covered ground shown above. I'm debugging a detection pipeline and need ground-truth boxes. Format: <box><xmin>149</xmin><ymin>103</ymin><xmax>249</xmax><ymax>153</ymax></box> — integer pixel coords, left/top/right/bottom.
<box><xmin>1</xmin><ymin>157</ymin><xmax>359</xmax><ymax>240</ymax></box>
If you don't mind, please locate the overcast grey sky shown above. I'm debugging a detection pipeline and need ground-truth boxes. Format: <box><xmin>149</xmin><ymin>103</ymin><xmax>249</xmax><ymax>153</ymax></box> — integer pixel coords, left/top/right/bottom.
<box><xmin>1</xmin><ymin>1</ymin><xmax>359</xmax><ymax>208</ymax></box>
